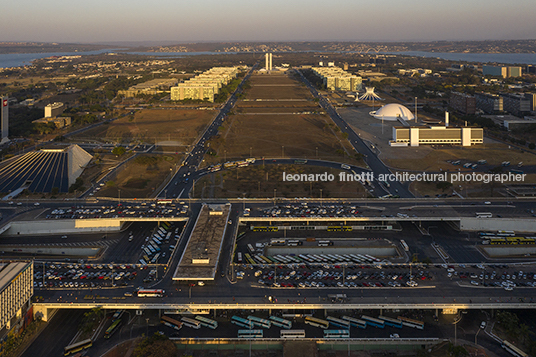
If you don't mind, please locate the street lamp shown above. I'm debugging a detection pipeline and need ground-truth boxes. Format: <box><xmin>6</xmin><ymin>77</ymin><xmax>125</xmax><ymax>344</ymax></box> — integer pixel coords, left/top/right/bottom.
<box><xmin>281</xmin><ymin>146</ymin><xmax>284</xmax><ymax>158</ymax></box>
<box><xmin>273</xmin><ymin>189</ymin><xmax>277</xmax><ymax>205</ymax></box>
<box><xmin>320</xmin><ymin>189</ymin><xmax>323</xmax><ymax>206</ymax></box>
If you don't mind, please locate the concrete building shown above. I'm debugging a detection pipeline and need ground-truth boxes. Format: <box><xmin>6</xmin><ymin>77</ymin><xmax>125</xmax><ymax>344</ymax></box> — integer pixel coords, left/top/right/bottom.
<box><xmin>312</xmin><ymin>67</ymin><xmax>362</xmax><ymax>91</ymax></box>
<box><xmin>32</xmin><ymin>116</ymin><xmax>72</xmax><ymax>128</ymax></box>
<box><xmin>1</xmin><ymin>95</ymin><xmax>8</xmax><ymax>143</ymax></box>
<box><xmin>449</xmin><ymin>92</ymin><xmax>476</xmax><ymax>115</ymax></box>
<box><xmin>483</xmin><ymin>114</ymin><xmax>536</xmax><ymax>131</ymax></box>
<box><xmin>0</xmin><ymin>262</ymin><xmax>33</xmax><ymax>336</ymax></box>
<box><xmin>118</xmin><ymin>78</ymin><xmax>178</xmax><ymax>98</ymax></box>
<box><xmin>501</xmin><ymin>93</ymin><xmax>532</xmax><ymax>117</ymax></box>
<box><xmin>265</xmin><ymin>53</ymin><xmax>272</xmax><ymax>71</ymax></box>
<box><xmin>475</xmin><ymin>93</ymin><xmax>503</xmax><ymax>114</ymax></box>
<box><xmin>44</xmin><ymin>102</ymin><xmax>64</xmax><ymax>118</ymax></box>
<box><xmin>171</xmin><ymin>67</ymin><xmax>238</xmax><ymax>103</ymax></box>
<box><xmin>483</xmin><ymin>65</ymin><xmax>522</xmax><ymax>78</ymax></box>
<box><xmin>391</xmin><ymin>125</ymin><xmax>483</xmax><ymax>147</ymax></box>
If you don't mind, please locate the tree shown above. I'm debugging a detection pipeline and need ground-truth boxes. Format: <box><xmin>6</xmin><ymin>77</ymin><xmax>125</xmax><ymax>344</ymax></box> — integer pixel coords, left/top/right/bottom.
<box><xmin>112</xmin><ymin>146</ymin><xmax>126</xmax><ymax>156</ymax></box>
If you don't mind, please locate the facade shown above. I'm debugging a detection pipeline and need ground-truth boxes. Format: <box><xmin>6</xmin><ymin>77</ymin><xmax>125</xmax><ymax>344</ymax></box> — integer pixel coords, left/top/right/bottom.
<box><xmin>265</xmin><ymin>53</ymin><xmax>272</xmax><ymax>71</ymax></box>
<box><xmin>483</xmin><ymin>65</ymin><xmax>522</xmax><ymax>78</ymax></box>
<box><xmin>1</xmin><ymin>95</ymin><xmax>8</xmax><ymax>142</ymax></box>
<box><xmin>312</xmin><ymin>67</ymin><xmax>362</xmax><ymax>91</ymax></box>
<box><xmin>0</xmin><ymin>262</ymin><xmax>33</xmax><ymax>333</ymax></box>
<box><xmin>171</xmin><ymin>67</ymin><xmax>238</xmax><ymax>102</ymax></box>
<box><xmin>449</xmin><ymin>92</ymin><xmax>476</xmax><ymax>115</ymax></box>
<box><xmin>475</xmin><ymin>93</ymin><xmax>503</xmax><ymax>114</ymax></box>
<box><xmin>391</xmin><ymin>126</ymin><xmax>483</xmax><ymax>147</ymax></box>
<box><xmin>118</xmin><ymin>78</ymin><xmax>178</xmax><ymax>98</ymax></box>
<box><xmin>44</xmin><ymin>102</ymin><xmax>64</xmax><ymax>118</ymax></box>
<box><xmin>501</xmin><ymin>93</ymin><xmax>532</xmax><ymax>117</ymax></box>
<box><xmin>32</xmin><ymin>116</ymin><xmax>72</xmax><ymax>128</ymax></box>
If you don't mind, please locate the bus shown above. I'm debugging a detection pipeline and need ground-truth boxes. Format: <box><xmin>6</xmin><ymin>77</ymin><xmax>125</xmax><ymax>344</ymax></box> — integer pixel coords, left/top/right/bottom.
<box><xmin>502</xmin><ymin>341</ymin><xmax>528</xmax><ymax>357</ymax></box>
<box><xmin>64</xmin><ymin>339</ymin><xmax>92</xmax><ymax>356</ymax></box>
<box><xmin>341</xmin><ymin>316</ymin><xmax>367</xmax><ymax>329</ymax></box>
<box><xmin>111</xmin><ymin>310</ymin><xmax>124</xmax><ymax>322</ymax></box>
<box><xmin>280</xmin><ymin>329</ymin><xmax>305</xmax><ymax>338</ymax></box>
<box><xmin>327</xmin><ymin>226</ymin><xmax>352</xmax><ymax>232</ymax></box>
<box><xmin>104</xmin><ymin>319</ymin><xmax>122</xmax><ymax>339</ymax></box>
<box><xmin>247</xmin><ymin>244</ymin><xmax>255</xmax><ymax>254</ymax></box>
<box><xmin>400</xmin><ymin>240</ymin><xmax>409</xmax><ymax>252</ymax></box>
<box><xmin>304</xmin><ymin>316</ymin><xmax>330</xmax><ymax>329</ymax></box>
<box><xmin>195</xmin><ymin>315</ymin><xmax>218</xmax><ymax>329</ymax></box>
<box><xmin>157</xmin><ymin>199</ymin><xmax>173</xmax><ymax>205</ymax></box>
<box><xmin>287</xmin><ymin>239</ymin><xmax>303</xmax><ymax>246</ymax></box>
<box><xmin>476</xmin><ymin>212</ymin><xmax>492</xmax><ymax>218</ymax></box>
<box><xmin>361</xmin><ymin>315</ymin><xmax>385</xmax><ymax>328</ymax></box>
<box><xmin>252</xmin><ymin>226</ymin><xmax>278</xmax><ymax>232</ymax></box>
<box><xmin>294</xmin><ymin>159</ymin><xmax>308</xmax><ymax>164</ymax></box>
<box><xmin>181</xmin><ymin>317</ymin><xmax>201</xmax><ymax>329</ymax></box>
<box><xmin>238</xmin><ymin>329</ymin><xmax>263</xmax><ymax>338</ymax></box>
<box><xmin>269</xmin><ymin>316</ymin><xmax>292</xmax><ymax>329</ymax></box>
<box><xmin>397</xmin><ymin>316</ymin><xmax>424</xmax><ymax>330</ymax></box>
<box><xmin>237</xmin><ymin>252</ymin><xmax>243</xmax><ymax>263</ymax></box>
<box><xmin>324</xmin><ymin>329</ymin><xmax>350</xmax><ymax>338</ymax></box>
<box><xmin>137</xmin><ymin>289</ymin><xmax>165</xmax><ymax>298</ymax></box>
<box><xmin>497</xmin><ymin>230</ymin><xmax>515</xmax><ymax>237</ymax></box>
<box><xmin>247</xmin><ymin>315</ymin><xmax>271</xmax><ymax>329</ymax></box>
<box><xmin>161</xmin><ymin>315</ymin><xmax>182</xmax><ymax>330</ymax></box>
<box><xmin>271</xmin><ymin>238</ymin><xmax>286</xmax><ymax>246</ymax></box>
<box><xmin>232</xmin><ymin>316</ymin><xmax>253</xmax><ymax>329</ymax></box>
<box><xmin>479</xmin><ymin>232</ymin><xmax>496</xmax><ymax>237</ymax></box>
<box><xmin>318</xmin><ymin>240</ymin><xmax>333</xmax><ymax>247</ymax></box>
<box><xmin>165</xmin><ymin>232</ymin><xmax>172</xmax><ymax>241</ymax></box>
<box><xmin>326</xmin><ymin>316</ymin><xmax>351</xmax><ymax>329</ymax></box>
<box><xmin>378</xmin><ymin>316</ymin><xmax>403</xmax><ymax>328</ymax></box>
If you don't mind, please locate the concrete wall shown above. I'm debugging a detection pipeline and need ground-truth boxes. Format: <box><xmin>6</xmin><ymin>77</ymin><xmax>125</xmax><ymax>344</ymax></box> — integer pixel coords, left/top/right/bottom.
<box><xmin>460</xmin><ymin>218</ymin><xmax>536</xmax><ymax>233</ymax></box>
<box><xmin>481</xmin><ymin>246</ymin><xmax>536</xmax><ymax>257</ymax></box>
<box><xmin>3</xmin><ymin>219</ymin><xmax>122</xmax><ymax>236</ymax></box>
<box><xmin>0</xmin><ymin>246</ymin><xmax>100</xmax><ymax>257</ymax></box>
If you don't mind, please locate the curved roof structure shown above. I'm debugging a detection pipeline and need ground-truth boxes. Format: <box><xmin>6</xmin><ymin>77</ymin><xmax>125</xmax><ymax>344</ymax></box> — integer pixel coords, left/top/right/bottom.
<box><xmin>358</xmin><ymin>87</ymin><xmax>382</xmax><ymax>101</ymax></box>
<box><xmin>370</xmin><ymin>103</ymin><xmax>415</xmax><ymax>121</ymax></box>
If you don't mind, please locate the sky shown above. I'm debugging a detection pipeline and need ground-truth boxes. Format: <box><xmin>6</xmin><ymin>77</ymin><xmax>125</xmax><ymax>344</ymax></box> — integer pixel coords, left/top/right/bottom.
<box><xmin>1</xmin><ymin>0</ymin><xmax>535</xmax><ymax>43</ymax></box>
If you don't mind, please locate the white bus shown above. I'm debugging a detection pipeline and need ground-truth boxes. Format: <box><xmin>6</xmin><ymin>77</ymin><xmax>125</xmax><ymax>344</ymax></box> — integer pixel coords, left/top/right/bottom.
<box><xmin>181</xmin><ymin>317</ymin><xmax>201</xmax><ymax>329</ymax></box>
<box><xmin>476</xmin><ymin>212</ymin><xmax>493</xmax><ymax>218</ymax></box>
<box><xmin>280</xmin><ymin>329</ymin><xmax>305</xmax><ymax>338</ymax></box>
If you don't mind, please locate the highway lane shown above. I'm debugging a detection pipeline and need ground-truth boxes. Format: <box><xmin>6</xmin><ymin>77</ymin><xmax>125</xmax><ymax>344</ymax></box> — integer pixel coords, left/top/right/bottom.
<box><xmin>21</xmin><ymin>309</ymin><xmax>85</xmax><ymax>357</ymax></box>
<box><xmin>296</xmin><ymin>69</ymin><xmax>414</xmax><ymax>199</ymax></box>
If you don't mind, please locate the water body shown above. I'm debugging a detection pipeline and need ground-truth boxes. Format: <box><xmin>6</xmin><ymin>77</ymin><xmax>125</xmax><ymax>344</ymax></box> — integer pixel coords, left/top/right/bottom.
<box><xmin>2</xmin><ymin>48</ymin><xmax>536</xmax><ymax>69</ymax></box>
<box><xmin>380</xmin><ymin>51</ymin><xmax>536</xmax><ymax>65</ymax></box>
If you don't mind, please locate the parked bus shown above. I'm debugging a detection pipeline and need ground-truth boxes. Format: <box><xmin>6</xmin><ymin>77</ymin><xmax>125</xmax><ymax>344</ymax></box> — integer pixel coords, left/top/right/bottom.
<box><xmin>247</xmin><ymin>244</ymin><xmax>255</xmax><ymax>254</ymax></box>
<box><xmin>269</xmin><ymin>316</ymin><xmax>292</xmax><ymax>329</ymax></box>
<box><xmin>237</xmin><ymin>252</ymin><xmax>243</xmax><ymax>263</ymax></box>
<box><xmin>247</xmin><ymin>315</ymin><xmax>271</xmax><ymax>329</ymax></box>
<box><xmin>326</xmin><ymin>316</ymin><xmax>351</xmax><ymax>329</ymax></box>
<box><xmin>476</xmin><ymin>212</ymin><xmax>492</xmax><ymax>218</ymax></box>
<box><xmin>64</xmin><ymin>339</ymin><xmax>92</xmax><ymax>356</ymax></box>
<box><xmin>150</xmin><ymin>253</ymin><xmax>160</xmax><ymax>264</ymax></box>
<box><xmin>181</xmin><ymin>317</ymin><xmax>201</xmax><ymax>329</ymax></box>
<box><xmin>341</xmin><ymin>316</ymin><xmax>367</xmax><ymax>329</ymax></box>
<box><xmin>238</xmin><ymin>329</ymin><xmax>263</xmax><ymax>338</ymax></box>
<box><xmin>318</xmin><ymin>240</ymin><xmax>333</xmax><ymax>247</ymax></box>
<box><xmin>232</xmin><ymin>316</ymin><xmax>253</xmax><ymax>329</ymax></box>
<box><xmin>137</xmin><ymin>289</ymin><xmax>165</xmax><ymax>298</ymax></box>
<box><xmin>397</xmin><ymin>316</ymin><xmax>424</xmax><ymax>330</ymax></box>
<box><xmin>104</xmin><ymin>319</ymin><xmax>122</xmax><ymax>339</ymax></box>
<box><xmin>304</xmin><ymin>316</ymin><xmax>329</xmax><ymax>329</ymax></box>
<box><xmin>361</xmin><ymin>315</ymin><xmax>385</xmax><ymax>328</ymax></box>
<box><xmin>280</xmin><ymin>329</ymin><xmax>305</xmax><ymax>338</ymax></box>
<box><xmin>195</xmin><ymin>315</ymin><xmax>218</xmax><ymax>329</ymax></box>
<box><xmin>502</xmin><ymin>340</ymin><xmax>528</xmax><ymax>357</ymax></box>
<box><xmin>497</xmin><ymin>230</ymin><xmax>515</xmax><ymax>237</ymax></box>
<box><xmin>378</xmin><ymin>316</ymin><xmax>403</xmax><ymax>328</ymax></box>
<box><xmin>324</xmin><ymin>329</ymin><xmax>350</xmax><ymax>338</ymax></box>
<box><xmin>400</xmin><ymin>240</ymin><xmax>409</xmax><ymax>252</ymax></box>
<box><xmin>271</xmin><ymin>239</ymin><xmax>286</xmax><ymax>246</ymax></box>
<box><xmin>161</xmin><ymin>315</ymin><xmax>182</xmax><ymax>331</ymax></box>
<box><xmin>111</xmin><ymin>310</ymin><xmax>124</xmax><ymax>322</ymax></box>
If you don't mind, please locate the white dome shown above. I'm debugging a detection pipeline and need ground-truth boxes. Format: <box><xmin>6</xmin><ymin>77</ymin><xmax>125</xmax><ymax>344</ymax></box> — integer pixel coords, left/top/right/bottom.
<box><xmin>370</xmin><ymin>103</ymin><xmax>415</xmax><ymax>121</ymax></box>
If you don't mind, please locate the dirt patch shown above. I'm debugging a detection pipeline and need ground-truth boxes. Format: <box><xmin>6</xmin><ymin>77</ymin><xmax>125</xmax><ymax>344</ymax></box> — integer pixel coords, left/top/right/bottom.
<box><xmin>194</xmin><ymin>165</ymin><xmax>369</xmax><ymax>199</ymax></box>
<box><xmin>70</xmin><ymin>108</ymin><xmax>214</xmax><ymax>146</ymax></box>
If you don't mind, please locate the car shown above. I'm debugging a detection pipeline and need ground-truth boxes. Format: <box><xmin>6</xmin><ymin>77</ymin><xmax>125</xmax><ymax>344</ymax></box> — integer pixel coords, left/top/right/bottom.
<box><xmin>390</xmin><ymin>334</ymin><xmax>400</xmax><ymax>338</ymax></box>
<box><xmin>484</xmin><ymin>201</ymin><xmax>491</xmax><ymax>205</ymax></box>
<box><xmin>470</xmin><ymin>280</ymin><xmax>479</xmax><ymax>286</ymax></box>
<box><xmin>34</xmin><ymin>202</ymin><xmax>40</xmax><ymax>206</ymax></box>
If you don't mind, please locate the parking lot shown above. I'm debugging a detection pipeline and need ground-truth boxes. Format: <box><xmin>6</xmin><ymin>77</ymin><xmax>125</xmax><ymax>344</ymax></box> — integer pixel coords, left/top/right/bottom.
<box><xmin>45</xmin><ymin>202</ymin><xmax>190</xmax><ymax>220</ymax></box>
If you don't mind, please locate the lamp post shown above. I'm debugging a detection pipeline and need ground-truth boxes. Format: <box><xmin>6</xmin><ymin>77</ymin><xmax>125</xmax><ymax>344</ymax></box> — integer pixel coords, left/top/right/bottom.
<box><xmin>320</xmin><ymin>189</ymin><xmax>323</xmax><ymax>206</ymax></box>
<box><xmin>281</xmin><ymin>146</ymin><xmax>284</xmax><ymax>158</ymax></box>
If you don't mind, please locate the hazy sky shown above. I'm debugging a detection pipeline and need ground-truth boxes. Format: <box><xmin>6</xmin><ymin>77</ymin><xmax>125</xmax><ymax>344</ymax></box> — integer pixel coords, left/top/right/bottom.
<box><xmin>1</xmin><ymin>0</ymin><xmax>535</xmax><ymax>43</ymax></box>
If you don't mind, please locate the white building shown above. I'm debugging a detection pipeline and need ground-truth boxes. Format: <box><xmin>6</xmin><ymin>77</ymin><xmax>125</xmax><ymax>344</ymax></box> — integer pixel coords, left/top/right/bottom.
<box><xmin>44</xmin><ymin>102</ymin><xmax>64</xmax><ymax>118</ymax></box>
<box><xmin>0</xmin><ymin>262</ymin><xmax>33</xmax><ymax>335</ymax></box>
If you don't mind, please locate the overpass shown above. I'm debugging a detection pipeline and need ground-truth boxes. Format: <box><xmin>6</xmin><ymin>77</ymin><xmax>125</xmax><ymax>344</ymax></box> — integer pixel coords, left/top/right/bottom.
<box><xmin>32</xmin><ymin>301</ymin><xmax>536</xmax><ymax>322</ymax></box>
